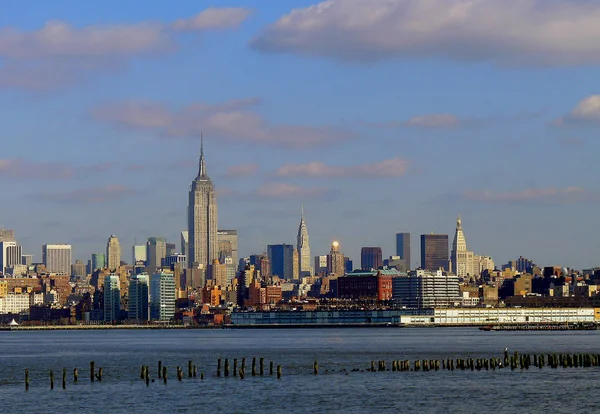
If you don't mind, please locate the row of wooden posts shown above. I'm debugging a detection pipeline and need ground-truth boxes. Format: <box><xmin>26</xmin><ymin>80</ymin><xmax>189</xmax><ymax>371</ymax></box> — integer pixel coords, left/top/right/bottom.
<box><xmin>25</xmin><ymin>361</ymin><xmax>102</xmax><ymax>391</ymax></box>
<box><xmin>24</xmin><ymin>352</ymin><xmax>600</xmax><ymax>390</ymax></box>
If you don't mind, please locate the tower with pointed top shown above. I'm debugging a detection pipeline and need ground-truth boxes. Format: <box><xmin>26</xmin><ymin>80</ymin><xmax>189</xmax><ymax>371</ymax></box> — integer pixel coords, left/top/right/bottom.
<box><xmin>187</xmin><ymin>135</ymin><xmax>218</xmax><ymax>269</ymax></box>
<box><xmin>296</xmin><ymin>206</ymin><xmax>311</xmax><ymax>277</ymax></box>
<box><xmin>451</xmin><ymin>215</ymin><xmax>473</xmax><ymax>277</ymax></box>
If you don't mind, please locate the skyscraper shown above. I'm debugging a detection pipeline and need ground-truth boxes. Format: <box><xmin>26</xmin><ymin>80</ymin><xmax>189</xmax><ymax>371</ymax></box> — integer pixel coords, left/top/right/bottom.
<box><xmin>451</xmin><ymin>215</ymin><xmax>470</xmax><ymax>277</ymax></box>
<box><xmin>296</xmin><ymin>207</ymin><xmax>311</xmax><ymax>277</ymax></box>
<box><xmin>103</xmin><ymin>275</ymin><xmax>121</xmax><ymax>322</ymax></box>
<box><xmin>217</xmin><ymin>230</ymin><xmax>238</xmax><ymax>265</ymax></box>
<box><xmin>132</xmin><ymin>245</ymin><xmax>147</xmax><ymax>265</ymax></box>
<box><xmin>146</xmin><ymin>237</ymin><xmax>167</xmax><ymax>272</ymax></box>
<box><xmin>267</xmin><ymin>244</ymin><xmax>295</xmax><ymax>279</ymax></box>
<box><xmin>106</xmin><ymin>235</ymin><xmax>121</xmax><ymax>270</ymax></box>
<box><xmin>91</xmin><ymin>253</ymin><xmax>106</xmax><ymax>271</ymax></box>
<box><xmin>128</xmin><ymin>273</ymin><xmax>149</xmax><ymax>321</ymax></box>
<box><xmin>180</xmin><ymin>231</ymin><xmax>188</xmax><ymax>257</ymax></box>
<box><xmin>0</xmin><ymin>241</ymin><xmax>21</xmax><ymax>274</ymax></box>
<box><xmin>420</xmin><ymin>234</ymin><xmax>449</xmax><ymax>271</ymax></box>
<box><xmin>395</xmin><ymin>233</ymin><xmax>411</xmax><ymax>270</ymax></box>
<box><xmin>188</xmin><ymin>136</ymin><xmax>218</xmax><ymax>269</ymax></box>
<box><xmin>43</xmin><ymin>244</ymin><xmax>72</xmax><ymax>274</ymax></box>
<box><xmin>327</xmin><ymin>241</ymin><xmax>345</xmax><ymax>277</ymax></box>
<box><xmin>150</xmin><ymin>272</ymin><xmax>176</xmax><ymax>321</ymax></box>
<box><xmin>361</xmin><ymin>247</ymin><xmax>383</xmax><ymax>270</ymax></box>
<box><xmin>314</xmin><ymin>255</ymin><xmax>328</xmax><ymax>275</ymax></box>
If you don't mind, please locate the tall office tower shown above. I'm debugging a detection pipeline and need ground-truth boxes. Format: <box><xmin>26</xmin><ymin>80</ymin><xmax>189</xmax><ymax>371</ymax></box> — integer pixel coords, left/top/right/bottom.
<box><xmin>344</xmin><ymin>257</ymin><xmax>353</xmax><ymax>273</ymax></box>
<box><xmin>327</xmin><ymin>241</ymin><xmax>345</xmax><ymax>277</ymax></box>
<box><xmin>314</xmin><ymin>255</ymin><xmax>328</xmax><ymax>275</ymax></box>
<box><xmin>128</xmin><ymin>273</ymin><xmax>149</xmax><ymax>321</ymax></box>
<box><xmin>43</xmin><ymin>244</ymin><xmax>72</xmax><ymax>274</ymax></box>
<box><xmin>0</xmin><ymin>228</ymin><xmax>15</xmax><ymax>242</ymax></box>
<box><xmin>150</xmin><ymin>272</ymin><xmax>176</xmax><ymax>321</ymax></box>
<box><xmin>217</xmin><ymin>230</ymin><xmax>238</xmax><ymax>265</ymax></box>
<box><xmin>21</xmin><ymin>255</ymin><xmax>33</xmax><ymax>266</ymax></box>
<box><xmin>106</xmin><ymin>235</ymin><xmax>121</xmax><ymax>270</ymax></box>
<box><xmin>71</xmin><ymin>260</ymin><xmax>87</xmax><ymax>278</ymax></box>
<box><xmin>132</xmin><ymin>245</ymin><xmax>147</xmax><ymax>265</ymax></box>
<box><xmin>146</xmin><ymin>237</ymin><xmax>167</xmax><ymax>271</ymax></box>
<box><xmin>451</xmin><ymin>215</ymin><xmax>471</xmax><ymax>277</ymax></box>
<box><xmin>0</xmin><ymin>241</ymin><xmax>22</xmax><ymax>274</ymax></box>
<box><xmin>91</xmin><ymin>253</ymin><xmax>106</xmax><ymax>271</ymax></box>
<box><xmin>249</xmin><ymin>254</ymin><xmax>270</xmax><ymax>279</ymax></box>
<box><xmin>207</xmin><ymin>259</ymin><xmax>228</xmax><ymax>287</ymax></box>
<box><xmin>180</xmin><ymin>231</ymin><xmax>188</xmax><ymax>257</ymax></box>
<box><xmin>361</xmin><ymin>247</ymin><xmax>383</xmax><ymax>270</ymax></box>
<box><xmin>395</xmin><ymin>233</ymin><xmax>411</xmax><ymax>270</ymax></box>
<box><xmin>166</xmin><ymin>243</ymin><xmax>176</xmax><ymax>257</ymax></box>
<box><xmin>267</xmin><ymin>244</ymin><xmax>295</xmax><ymax>279</ymax></box>
<box><xmin>420</xmin><ymin>233</ymin><xmax>449</xmax><ymax>271</ymax></box>
<box><xmin>292</xmin><ymin>248</ymin><xmax>300</xmax><ymax>280</ymax></box>
<box><xmin>188</xmin><ymin>136</ymin><xmax>218</xmax><ymax>269</ymax></box>
<box><xmin>103</xmin><ymin>275</ymin><xmax>121</xmax><ymax>322</ymax></box>
<box><xmin>296</xmin><ymin>207</ymin><xmax>311</xmax><ymax>277</ymax></box>
<box><xmin>516</xmin><ymin>256</ymin><xmax>534</xmax><ymax>273</ymax></box>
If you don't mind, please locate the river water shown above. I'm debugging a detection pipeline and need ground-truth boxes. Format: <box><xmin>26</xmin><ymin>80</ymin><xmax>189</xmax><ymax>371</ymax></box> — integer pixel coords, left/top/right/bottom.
<box><xmin>1</xmin><ymin>328</ymin><xmax>599</xmax><ymax>413</ymax></box>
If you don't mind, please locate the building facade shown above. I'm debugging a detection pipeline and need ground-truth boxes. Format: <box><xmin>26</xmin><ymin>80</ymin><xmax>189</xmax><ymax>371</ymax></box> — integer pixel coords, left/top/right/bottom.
<box><xmin>103</xmin><ymin>275</ymin><xmax>121</xmax><ymax>322</ymax></box>
<box><xmin>187</xmin><ymin>136</ymin><xmax>218</xmax><ymax>269</ymax></box>
<box><xmin>420</xmin><ymin>234</ymin><xmax>449</xmax><ymax>271</ymax></box>
<box><xmin>106</xmin><ymin>235</ymin><xmax>121</xmax><ymax>270</ymax></box>
<box><xmin>395</xmin><ymin>233</ymin><xmax>411</xmax><ymax>270</ymax></box>
<box><xmin>337</xmin><ymin>271</ymin><xmax>394</xmax><ymax>301</ymax></box>
<box><xmin>132</xmin><ymin>245</ymin><xmax>147</xmax><ymax>265</ymax></box>
<box><xmin>42</xmin><ymin>244</ymin><xmax>72</xmax><ymax>274</ymax></box>
<box><xmin>361</xmin><ymin>247</ymin><xmax>383</xmax><ymax>270</ymax></box>
<box><xmin>392</xmin><ymin>269</ymin><xmax>461</xmax><ymax>308</ymax></box>
<box><xmin>150</xmin><ymin>272</ymin><xmax>176</xmax><ymax>321</ymax></box>
<box><xmin>91</xmin><ymin>253</ymin><xmax>106</xmax><ymax>271</ymax></box>
<box><xmin>296</xmin><ymin>207</ymin><xmax>311</xmax><ymax>277</ymax></box>
<box><xmin>267</xmin><ymin>244</ymin><xmax>295</xmax><ymax>280</ymax></box>
<box><xmin>128</xmin><ymin>273</ymin><xmax>149</xmax><ymax>321</ymax></box>
<box><xmin>327</xmin><ymin>241</ymin><xmax>345</xmax><ymax>277</ymax></box>
<box><xmin>0</xmin><ymin>241</ymin><xmax>22</xmax><ymax>274</ymax></box>
<box><xmin>146</xmin><ymin>237</ymin><xmax>167</xmax><ymax>272</ymax></box>
<box><xmin>217</xmin><ymin>230</ymin><xmax>238</xmax><ymax>265</ymax></box>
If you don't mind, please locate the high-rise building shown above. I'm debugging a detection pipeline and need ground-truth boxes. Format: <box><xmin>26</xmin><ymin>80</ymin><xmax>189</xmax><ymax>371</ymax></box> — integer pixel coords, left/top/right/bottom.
<box><xmin>207</xmin><ymin>259</ymin><xmax>228</xmax><ymax>287</ymax></box>
<box><xmin>150</xmin><ymin>272</ymin><xmax>176</xmax><ymax>321</ymax></box>
<box><xmin>217</xmin><ymin>230</ymin><xmax>238</xmax><ymax>265</ymax></box>
<box><xmin>128</xmin><ymin>273</ymin><xmax>149</xmax><ymax>321</ymax></box>
<box><xmin>361</xmin><ymin>247</ymin><xmax>383</xmax><ymax>270</ymax></box>
<box><xmin>132</xmin><ymin>245</ymin><xmax>147</xmax><ymax>265</ymax></box>
<box><xmin>21</xmin><ymin>254</ymin><xmax>33</xmax><ymax>266</ymax></box>
<box><xmin>420</xmin><ymin>234</ymin><xmax>448</xmax><ymax>271</ymax></box>
<box><xmin>106</xmin><ymin>235</ymin><xmax>121</xmax><ymax>270</ymax></box>
<box><xmin>296</xmin><ymin>207</ymin><xmax>311</xmax><ymax>277</ymax></box>
<box><xmin>91</xmin><ymin>253</ymin><xmax>106</xmax><ymax>271</ymax></box>
<box><xmin>188</xmin><ymin>136</ymin><xmax>218</xmax><ymax>269</ymax></box>
<box><xmin>71</xmin><ymin>260</ymin><xmax>87</xmax><ymax>279</ymax></box>
<box><xmin>43</xmin><ymin>244</ymin><xmax>72</xmax><ymax>274</ymax></box>
<box><xmin>314</xmin><ymin>255</ymin><xmax>328</xmax><ymax>275</ymax></box>
<box><xmin>0</xmin><ymin>228</ymin><xmax>15</xmax><ymax>242</ymax></box>
<box><xmin>103</xmin><ymin>275</ymin><xmax>121</xmax><ymax>322</ymax></box>
<box><xmin>180</xmin><ymin>231</ymin><xmax>189</xmax><ymax>258</ymax></box>
<box><xmin>166</xmin><ymin>243</ymin><xmax>176</xmax><ymax>257</ymax></box>
<box><xmin>267</xmin><ymin>244</ymin><xmax>295</xmax><ymax>280</ymax></box>
<box><xmin>327</xmin><ymin>241</ymin><xmax>345</xmax><ymax>277</ymax></box>
<box><xmin>451</xmin><ymin>215</ymin><xmax>472</xmax><ymax>277</ymax></box>
<box><xmin>395</xmin><ymin>233</ymin><xmax>411</xmax><ymax>270</ymax></box>
<box><xmin>0</xmin><ymin>241</ymin><xmax>22</xmax><ymax>274</ymax></box>
<box><xmin>146</xmin><ymin>237</ymin><xmax>167</xmax><ymax>271</ymax></box>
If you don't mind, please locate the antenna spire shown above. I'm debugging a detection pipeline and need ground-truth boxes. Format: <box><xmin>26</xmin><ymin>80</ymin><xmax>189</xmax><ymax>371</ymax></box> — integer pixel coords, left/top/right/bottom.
<box><xmin>198</xmin><ymin>133</ymin><xmax>207</xmax><ymax>178</ymax></box>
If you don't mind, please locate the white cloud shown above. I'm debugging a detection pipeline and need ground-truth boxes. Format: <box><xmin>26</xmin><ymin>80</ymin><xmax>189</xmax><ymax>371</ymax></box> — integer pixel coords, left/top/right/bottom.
<box><xmin>172</xmin><ymin>8</ymin><xmax>252</xmax><ymax>31</ymax></box>
<box><xmin>251</xmin><ymin>0</ymin><xmax>600</xmax><ymax>66</ymax></box>
<box><xmin>225</xmin><ymin>163</ymin><xmax>260</xmax><ymax>177</ymax></box>
<box><xmin>256</xmin><ymin>183</ymin><xmax>332</xmax><ymax>199</ymax></box>
<box><xmin>275</xmin><ymin>157</ymin><xmax>409</xmax><ymax>178</ymax></box>
<box><xmin>0</xmin><ymin>8</ymin><xmax>253</xmax><ymax>90</ymax></box>
<box><xmin>404</xmin><ymin>114</ymin><xmax>460</xmax><ymax>128</ymax></box>
<box><xmin>92</xmin><ymin>98</ymin><xmax>354</xmax><ymax>149</ymax></box>
<box><xmin>556</xmin><ymin>95</ymin><xmax>600</xmax><ymax>126</ymax></box>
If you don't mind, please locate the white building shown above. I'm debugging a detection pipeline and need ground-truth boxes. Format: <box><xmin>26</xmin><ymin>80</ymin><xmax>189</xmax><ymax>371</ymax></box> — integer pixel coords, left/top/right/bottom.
<box><xmin>150</xmin><ymin>272</ymin><xmax>176</xmax><ymax>322</ymax></box>
<box><xmin>1</xmin><ymin>241</ymin><xmax>22</xmax><ymax>274</ymax></box>
<box><xmin>451</xmin><ymin>216</ymin><xmax>494</xmax><ymax>278</ymax></box>
<box><xmin>393</xmin><ymin>269</ymin><xmax>462</xmax><ymax>308</ymax></box>
<box><xmin>42</xmin><ymin>244</ymin><xmax>72</xmax><ymax>274</ymax></box>
<box><xmin>106</xmin><ymin>235</ymin><xmax>121</xmax><ymax>270</ymax></box>
<box><xmin>297</xmin><ymin>207</ymin><xmax>312</xmax><ymax>277</ymax></box>
<box><xmin>0</xmin><ymin>292</ymin><xmax>43</xmax><ymax>314</ymax></box>
<box><xmin>132</xmin><ymin>245</ymin><xmax>147</xmax><ymax>265</ymax></box>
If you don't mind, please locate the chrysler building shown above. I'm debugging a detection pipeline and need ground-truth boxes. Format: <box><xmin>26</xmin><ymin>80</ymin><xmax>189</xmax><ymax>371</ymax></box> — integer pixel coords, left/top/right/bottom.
<box><xmin>297</xmin><ymin>206</ymin><xmax>311</xmax><ymax>277</ymax></box>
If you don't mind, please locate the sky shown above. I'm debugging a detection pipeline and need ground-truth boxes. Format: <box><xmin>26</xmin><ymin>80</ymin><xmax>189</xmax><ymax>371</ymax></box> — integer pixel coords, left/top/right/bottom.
<box><xmin>1</xmin><ymin>0</ymin><xmax>599</xmax><ymax>269</ymax></box>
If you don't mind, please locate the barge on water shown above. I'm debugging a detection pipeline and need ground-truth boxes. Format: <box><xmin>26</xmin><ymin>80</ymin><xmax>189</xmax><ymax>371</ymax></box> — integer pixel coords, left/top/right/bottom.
<box><xmin>480</xmin><ymin>323</ymin><xmax>599</xmax><ymax>332</ymax></box>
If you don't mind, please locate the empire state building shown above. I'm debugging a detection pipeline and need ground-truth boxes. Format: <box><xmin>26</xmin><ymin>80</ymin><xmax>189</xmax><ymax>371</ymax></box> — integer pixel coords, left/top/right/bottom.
<box><xmin>187</xmin><ymin>136</ymin><xmax>218</xmax><ymax>268</ymax></box>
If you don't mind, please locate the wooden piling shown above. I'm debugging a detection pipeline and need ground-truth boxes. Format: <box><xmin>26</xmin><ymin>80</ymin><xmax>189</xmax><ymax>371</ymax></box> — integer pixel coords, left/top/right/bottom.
<box><xmin>270</xmin><ymin>361</ymin><xmax>274</xmax><ymax>376</ymax></box>
<box><xmin>241</xmin><ymin>358</ymin><xmax>246</xmax><ymax>372</ymax></box>
<box><xmin>188</xmin><ymin>360</ymin><xmax>193</xmax><ymax>378</ymax></box>
<box><xmin>225</xmin><ymin>359</ymin><xmax>230</xmax><ymax>377</ymax></box>
<box><xmin>74</xmin><ymin>368</ymin><xmax>78</xmax><ymax>383</ymax></box>
<box><xmin>260</xmin><ymin>358</ymin><xmax>264</xmax><ymax>376</ymax></box>
<box><xmin>252</xmin><ymin>357</ymin><xmax>257</xmax><ymax>376</ymax></box>
<box><xmin>217</xmin><ymin>358</ymin><xmax>222</xmax><ymax>377</ymax></box>
<box><xmin>158</xmin><ymin>361</ymin><xmax>163</xmax><ymax>379</ymax></box>
<box><xmin>141</xmin><ymin>366</ymin><xmax>146</xmax><ymax>380</ymax></box>
<box><xmin>90</xmin><ymin>361</ymin><xmax>95</xmax><ymax>382</ymax></box>
<box><xmin>97</xmin><ymin>368</ymin><xmax>103</xmax><ymax>381</ymax></box>
<box><xmin>177</xmin><ymin>367</ymin><xmax>183</xmax><ymax>381</ymax></box>
<box><xmin>233</xmin><ymin>359</ymin><xmax>238</xmax><ymax>376</ymax></box>
<box><xmin>277</xmin><ymin>365</ymin><xmax>282</xmax><ymax>379</ymax></box>
<box><xmin>50</xmin><ymin>370</ymin><xmax>54</xmax><ymax>389</ymax></box>
<box><xmin>62</xmin><ymin>368</ymin><xmax>66</xmax><ymax>389</ymax></box>
<box><xmin>314</xmin><ymin>360</ymin><xmax>319</xmax><ymax>375</ymax></box>
<box><xmin>25</xmin><ymin>369</ymin><xmax>29</xmax><ymax>391</ymax></box>
<box><xmin>145</xmin><ymin>366</ymin><xmax>150</xmax><ymax>386</ymax></box>
<box><xmin>163</xmin><ymin>366</ymin><xmax>167</xmax><ymax>384</ymax></box>
<box><xmin>371</xmin><ymin>361</ymin><xmax>376</xmax><ymax>372</ymax></box>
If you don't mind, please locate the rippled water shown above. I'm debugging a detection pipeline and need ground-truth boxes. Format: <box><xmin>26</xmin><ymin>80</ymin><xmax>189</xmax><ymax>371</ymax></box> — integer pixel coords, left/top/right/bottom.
<box><xmin>1</xmin><ymin>328</ymin><xmax>599</xmax><ymax>413</ymax></box>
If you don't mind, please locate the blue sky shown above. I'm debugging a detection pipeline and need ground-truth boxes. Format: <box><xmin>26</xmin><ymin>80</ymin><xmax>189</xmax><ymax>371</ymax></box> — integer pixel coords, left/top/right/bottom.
<box><xmin>1</xmin><ymin>0</ymin><xmax>599</xmax><ymax>269</ymax></box>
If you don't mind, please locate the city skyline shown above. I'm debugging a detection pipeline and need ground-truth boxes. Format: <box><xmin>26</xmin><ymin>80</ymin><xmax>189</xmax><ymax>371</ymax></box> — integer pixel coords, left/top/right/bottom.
<box><xmin>1</xmin><ymin>0</ymin><xmax>599</xmax><ymax>268</ymax></box>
